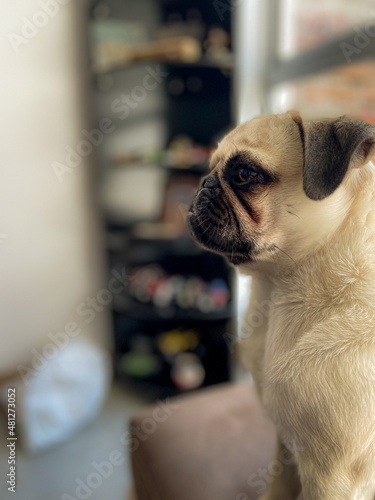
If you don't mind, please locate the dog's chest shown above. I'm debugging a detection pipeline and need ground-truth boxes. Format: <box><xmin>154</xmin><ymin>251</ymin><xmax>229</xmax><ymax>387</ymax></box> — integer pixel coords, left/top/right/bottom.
<box><xmin>263</xmin><ymin>291</ymin><xmax>308</xmax><ymax>370</ymax></box>
<box><xmin>242</xmin><ymin>275</ymin><xmax>319</xmax><ymax>395</ymax></box>
<box><xmin>241</xmin><ymin>278</ymin><xmax>307</xmax><ymax>389</ymax></box>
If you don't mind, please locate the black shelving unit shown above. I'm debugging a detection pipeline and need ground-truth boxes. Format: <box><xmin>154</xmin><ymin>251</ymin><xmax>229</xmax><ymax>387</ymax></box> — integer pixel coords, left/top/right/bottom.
<box><xmin>90</xmin><ymin>0</ymin><xmax>235</xmax><ymax>400</ymax></box>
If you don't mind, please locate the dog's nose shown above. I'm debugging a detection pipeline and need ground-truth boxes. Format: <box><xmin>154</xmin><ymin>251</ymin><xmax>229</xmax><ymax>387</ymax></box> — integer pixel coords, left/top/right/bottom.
<box><xmin>202</xmin><ymin>174</ymin><xmax>220</xmax><ymax>189</ymax></box>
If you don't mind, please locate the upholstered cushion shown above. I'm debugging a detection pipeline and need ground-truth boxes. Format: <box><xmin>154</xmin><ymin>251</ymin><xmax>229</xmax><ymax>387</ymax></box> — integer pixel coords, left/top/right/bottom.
<box><xmin>130</xmin><ymin>382</ymin><xmax>280</xmax><ymax>500</ymax></box>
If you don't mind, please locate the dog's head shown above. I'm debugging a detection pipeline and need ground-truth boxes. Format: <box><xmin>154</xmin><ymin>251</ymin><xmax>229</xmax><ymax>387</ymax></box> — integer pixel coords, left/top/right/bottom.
<box><xmin>187</xmin><ymin>112</ymin><xmax>375</xmax><ymax>269</ymax></box>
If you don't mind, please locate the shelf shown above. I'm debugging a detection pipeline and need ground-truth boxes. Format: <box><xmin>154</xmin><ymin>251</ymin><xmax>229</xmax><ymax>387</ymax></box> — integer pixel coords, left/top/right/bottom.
<box><xmin>107</xmin><ymin>233</ymin><xmax>207</xmax><ymax>256</ymax></box>
<box><xmin>113</xmin><ymin>160</ymin><xmax>208</xmax><ymax>175</ymax></box>
<box><xmin>95</xmin><ymin>54</ymin><xmax>234</xmax><ymax>76</ymax></box>
<box><xmin>91</xmin><ymin>0</ymin><xmax>235</xmax><ymax>400</ymax></box>
<box><xmin>115</xmin><ymin>366</ymin><xmax>182</xmax><ymax>400</ymax></box>
<box><xmin>163</xmin><ymin>54</ymin><xmax>233</xmax><ymax>70</ymax></box>
<box><xmin>267</xmin><ymin>26</ymin><xmax>375</xmax><ymax>86</ymax></box>
<box><xmin>112</xmin><ymin>298</ymin><xmax>233</xmax><ymax>323</ymax></box>
<box><xmin>165</xmin><ymin>163</ymin><xmax>208</xmax><ymax>175</ymax></box>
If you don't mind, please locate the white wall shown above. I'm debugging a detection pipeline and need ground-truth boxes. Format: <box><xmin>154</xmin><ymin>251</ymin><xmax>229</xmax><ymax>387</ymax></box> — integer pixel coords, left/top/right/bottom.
<box><xmin>0</xmin><ymin>0</ymin><xmax>111</xmax><ymax>375</ymax></box>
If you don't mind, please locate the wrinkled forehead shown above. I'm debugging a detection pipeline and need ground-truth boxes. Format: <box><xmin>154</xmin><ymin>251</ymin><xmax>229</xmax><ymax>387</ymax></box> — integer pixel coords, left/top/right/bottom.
<box><xmin>210</xmin><ymin>113</ymin><xmax>299</xmax><ymax>173</ymax></box>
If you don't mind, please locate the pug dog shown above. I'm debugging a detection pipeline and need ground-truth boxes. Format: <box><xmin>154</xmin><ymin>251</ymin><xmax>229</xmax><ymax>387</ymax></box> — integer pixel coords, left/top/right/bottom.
<box><xmin>187</xmin><ymin>111</ymin><xmax>375</xmax><ymax>500</ymax></box>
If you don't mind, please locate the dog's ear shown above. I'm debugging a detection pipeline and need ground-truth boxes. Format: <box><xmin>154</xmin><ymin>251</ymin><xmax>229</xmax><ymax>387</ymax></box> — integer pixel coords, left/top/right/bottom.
<box><xmin>290</xmin><ymin>112</ymin><xmax>375</xmax><ymax>201</ymax></box>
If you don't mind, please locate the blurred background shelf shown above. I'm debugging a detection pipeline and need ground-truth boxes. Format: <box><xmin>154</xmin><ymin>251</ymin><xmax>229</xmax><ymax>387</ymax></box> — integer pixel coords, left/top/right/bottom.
<box><xmin>113</xmin><ymin>315</ymin><xmax>231</xmax><ymax>400</ymax></box>
<box><xmin>90</xmin><ymin>0</ymin><xmax>235</xmax><ymax>398</ymax></box>
<box><xmin>112</xmin><ymin>301</ymin><xmax>233</xmax><ymax>323</ymax></box>
<box><xmin>95</xmin><ymin>54</ymin><xmax>234</xmax><ymax>75</ymax></box>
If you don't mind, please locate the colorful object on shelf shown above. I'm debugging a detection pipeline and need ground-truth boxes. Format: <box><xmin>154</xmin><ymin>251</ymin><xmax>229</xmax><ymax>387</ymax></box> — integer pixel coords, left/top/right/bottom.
<box><xmin>158</xmin><ymin>9</ymin><xmax>205</xmax><ymax>43</ymax></box>
<box><xmin>170</xmin><ymin>353</ymin><xmax>206</xmax><ymax>391</ymax></box>
<box><xmin>209</xmin><ymin>279</ymin><xmax>230</xmax><ymax>308</ymax></box>
<box><xmin>164</xmin><ymin>135</ymin><xmax>213</xmax><ymax>169</ymax></box>
<box><xmin>128</xmin><ymin>264</ymin><xmax>230</xmax><ymax>313</ymax></box>
<box><xmin>157</xmin><ymin>328</ymin><xmax>200</xmax><ymax>356</ymax></box>
<box><xmin>120</xmin><ymin>335</ymin><xmax>160</xmax><ymax>378</ymax></box>
<box><xmin>203</xmin><ymin>27</ymin><xmax>231</xmax><ymax>62</ymax></box>
<box><xmin>113</xmin><ymin>139</ymin><xmax>214</xmax><ymax>171</ymax></box>
<box><xmin>91</xmin><ymin>13</ymin><xmax>202</xmax><ymax>75</ymax></box>
<box><xmin>90</xmin><ymin>19</ymin><xmax>147</xmax><ymax>73</ymax></box>
<box><xmin>120</xmin><ymin>352</ymin><xmax>160</xmax><ymax>378</ymax></box>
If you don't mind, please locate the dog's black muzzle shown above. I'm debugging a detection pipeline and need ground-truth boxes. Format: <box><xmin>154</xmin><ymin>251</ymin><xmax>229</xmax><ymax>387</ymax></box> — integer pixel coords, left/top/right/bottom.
<box><xmin>187</xmin><ymin>173</ymin><xmax>253</xmax><ymax>264</ymax></box>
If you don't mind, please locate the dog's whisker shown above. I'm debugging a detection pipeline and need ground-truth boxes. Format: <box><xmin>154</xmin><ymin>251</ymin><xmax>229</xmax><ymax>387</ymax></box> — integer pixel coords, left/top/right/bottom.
<box><xmin>287</xmin><ymin>210</ymin><xmax>300</xmax><ymax>219</ymax></box>
<box><xmin>273</xmin><ymin>245</ymin><xmax>297</xmax><ymax>266</ymax></box>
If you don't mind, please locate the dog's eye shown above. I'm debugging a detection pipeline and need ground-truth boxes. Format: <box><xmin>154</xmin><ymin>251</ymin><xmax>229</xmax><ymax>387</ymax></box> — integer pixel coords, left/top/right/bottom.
<box><xmin>236</xmin><ymin>166</ymin><xmax>258</xmax><ymax>184</ymax></box>
<box><xmin>226</xmin><ymin>156</ymin><xmax>265</xmax><ymax>187</ymax></box>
